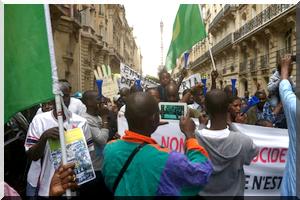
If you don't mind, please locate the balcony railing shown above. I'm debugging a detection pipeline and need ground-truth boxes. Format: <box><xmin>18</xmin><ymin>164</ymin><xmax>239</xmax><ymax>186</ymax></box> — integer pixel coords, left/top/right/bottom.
<box><xmin>211</xmin><ymin>33</ymin><xmax>233</xmax><ymax>54</ymax></box>
<box><xmin>209</xmin><ymin>4</ymin><xmax>237</xmax><ymax>31</ymax></box>
<box><xmin>191</xmin><ymin>51</ymin><xmax>209</xmax><ymax>69</ymax></box>
<box><xmin>260</xmin><ymin>54</ymin><xmax>269</xmax><ymax>69</ymax></box>
<box><xmin>234</xmin><ymin>4</ymin><xmax>294</xmax><ymax>41</ymax></box>
<box><xmin>239</xmin><ymin>60</ymin><xmax>247</xmax><ymax>74</ymax></box>
<box><xmin>250</xmin><ymin>58</ymin><xmax>257</xmax><ymax>72</ymax></box>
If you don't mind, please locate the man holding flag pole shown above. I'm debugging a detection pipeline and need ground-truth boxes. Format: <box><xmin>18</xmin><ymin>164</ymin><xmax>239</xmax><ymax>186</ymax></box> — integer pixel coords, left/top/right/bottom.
<box><xmin>165</xmin><ymin>4</ymin><xmax>218</xmax><ymax>91</ymax></box>
<box><xmin>5</xmin><ymin>5</ymin><xmax>95</xmax><ymax>196</ymax></box>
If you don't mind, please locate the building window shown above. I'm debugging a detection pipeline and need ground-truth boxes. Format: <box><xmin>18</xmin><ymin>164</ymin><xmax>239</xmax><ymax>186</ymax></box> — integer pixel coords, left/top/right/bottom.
<box><xmin>99</xmin><ymin>5</ymin><xmax>104</xmax><ymax>16</ymax></box>
<box><xmin>264</xmin><ymin>38</ymin><xmax>269</xmax><ymax>55</ymax></box>
<box><xmin>251</xmin><ymin>5</ymin><xmax>257</xmax><ymax>18</ymax></box>
<box><xmin>241</xmin><ymin>12</ymin><xmax>247</xmax><ymax>26</ymax></box>
<box><xmin>285</xmin><ymin>29</ymin><xmax>292</xmax><ymax>53</ymax></box>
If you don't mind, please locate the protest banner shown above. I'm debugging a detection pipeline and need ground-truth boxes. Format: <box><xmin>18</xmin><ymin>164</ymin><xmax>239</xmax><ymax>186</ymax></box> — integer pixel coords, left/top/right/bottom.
<box><xmin>119</xmin><ymin>63</ymin><xmax>158</xmax><ymax>89</ymax></box>
<box><xmin>178</xmin><ymin>74</ymin><xmax>202</xmax><ymax>93</ymax></box>
<box><xmin>118</xmin><ymin>114</ymin><xmax>288</xmax><ymax>196</ymax></box>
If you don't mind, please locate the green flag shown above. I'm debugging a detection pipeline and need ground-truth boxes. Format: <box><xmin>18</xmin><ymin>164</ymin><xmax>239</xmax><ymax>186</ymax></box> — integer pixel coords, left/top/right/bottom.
<box><xmin>5</xmin><ymin>5</ymin><xmax>54</xmax><ymax>123</ymax></box>
<box><xmin>165</xmin><ymin>4</ymin><xmax>207</xmax><ymax>71</ymax></box>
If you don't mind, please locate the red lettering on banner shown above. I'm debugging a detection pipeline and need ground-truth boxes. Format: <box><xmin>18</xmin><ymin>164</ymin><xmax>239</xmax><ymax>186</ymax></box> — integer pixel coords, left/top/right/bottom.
<box><xmin>179</xmin><ymin>138</ymin><xmax>184</xmax><ymax>152</ymax></box>
<box><xmin>260</xmin><ymin>148</ymin><xmax>268</xmax><ymax>163</ymax></box>
<box><xmin>161</xmin><ymin>136</ymin><xmax>169</xmax><ymax>148</ymax></box>
<box><xmin>170</xmin><ymin>137</ymin><xmax>178</xmax><ymax>151</ymax></box>
<box><xmin>252</xmin><ymin>147</ymin><xmax>288</xmax><ymax>164</ymax></box>
<box><xmin>161</xmin><ymin>136</ymin><xmax>185</xmax><ymax>152</ymax></box>
<box><xmin>279</xmin><ymin>149</ymin><xmax>287</xmax><ymax>163</ymax></box>
<box><xmin>271</xmin><ymin>148</ymin><xmax>279</xmax><ymax>162</ymax></box>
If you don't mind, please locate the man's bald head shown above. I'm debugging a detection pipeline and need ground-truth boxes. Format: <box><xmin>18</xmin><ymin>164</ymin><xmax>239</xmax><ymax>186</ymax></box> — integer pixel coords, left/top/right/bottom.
<box><xmin>205</xmin><ymin>89</ymin><xmax>229</xmax><ymax>117</ymax></box>
<box><xmin>125</xmin><ymin>92</ymin><xmax>160</xmax><ymax>136</ymax></box>
<box><xmin>166</xmin><ymin>82</ymin><xmax>179</xmax><ymax>102</ymax></box>
<box><xmin>82</xmin><ymin>90</ymin><xmax>101</xmax><ymax>115</ymax></box>
<box><xmin>82</xmin><ymin>90</ymin><xmax>98</xmax><ymax>105</ymax></box>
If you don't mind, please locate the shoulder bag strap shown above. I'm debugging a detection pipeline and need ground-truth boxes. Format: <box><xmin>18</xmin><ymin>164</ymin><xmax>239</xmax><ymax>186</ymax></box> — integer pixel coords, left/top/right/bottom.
<box><xmin>112</xmin><ymin>142</ymin><xmax>146</xmax><ymax>194</ymax></box>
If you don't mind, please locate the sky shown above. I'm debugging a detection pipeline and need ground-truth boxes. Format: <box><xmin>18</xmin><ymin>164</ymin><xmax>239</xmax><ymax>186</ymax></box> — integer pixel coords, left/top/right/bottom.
<box><xmin>124</xmin><ymin>2</ymin><xmax>180</xmax><ymax>78</ymax></box>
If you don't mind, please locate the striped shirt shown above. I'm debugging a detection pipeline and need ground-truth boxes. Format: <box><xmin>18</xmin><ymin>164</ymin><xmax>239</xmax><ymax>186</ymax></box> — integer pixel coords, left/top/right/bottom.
<box><xmin>24</xmin><ymin>111</ymin><xmax>93</xmax><ymax>196</ymax></box>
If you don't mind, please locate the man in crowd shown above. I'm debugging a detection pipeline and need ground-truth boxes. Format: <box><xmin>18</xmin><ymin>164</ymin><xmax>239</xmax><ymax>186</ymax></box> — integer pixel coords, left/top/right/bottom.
<box><xmin>158</xmin><ymin>68</ymin><xmax>187</xmax><ymax>102</ymax></box>
<box><xmin>157</xmin><ymin>69</ymin><xmax>171</xmax><ymax>102</ymax></box>
<box><xmin>103</xmin><ymin>92</ymin><xmax>212</xmax><ymax>196</ymax></box>
<box><xmin>279</xmin><ymin>55</ymin><xmax>299</xmax><ymax>197</ymax></box>
<box><xmin>242</xmin><ymin>91</ymin><xmax>250</xmax><ymax>103</ymax></box>
<box><xmin>197</xmin><ymin>89</ymin><xmax>258</xmax><ymax>197</ymax></box>
<box><xmin>59</xmin><ymin>79</ymin><xmax>87</xmax><ymax>115</ymax></box>
<box><xmin>117</xmin><ymin>87</ymin><xmax>130</xmax><ymax>110</ymax></box>
<box><xmin>80</xmin><ymin>90</ymin><xmax>112</xmax><ymax>197</ymax></box>
<box><xmin>26</xmin><ymin>100</ymin><xmax>54</xmax><ymax>198</ymax></box>
<box><xmin>247</xmin><ymin>90</ymin><xmax>283</xmax><ymax>126</ymax></box>
<box><xmin>224</xmin><ymin>85</ymin><xmax>238</xmax><ymax>100</ymax></box>
<box><xmin>146</xmin><ymin>87</ymin><xmax>160</xmax><ymax>104</ymax></box>
<box><xmin>24</xmin><ymin>82</ymin><xmax>93</xmax><ymax>196</ymax></box>
<box><xmin>181</xmin><ymin>84</ymin><xmax>205</xmax><ymax>118</ymax></box>
<box><xmin>165</xmin><ymin>81</ymin><xmax>180</xmax><ymax>102</ymax></box>
<box><xmin>227</xmin><ymin>96</ymin><xmax>248</xmax><ymax>124</ymax></box>
<box><xmin>182</xmin><ymin>89</ymin><xmax>194</xmax><ymax>105</ymax></box>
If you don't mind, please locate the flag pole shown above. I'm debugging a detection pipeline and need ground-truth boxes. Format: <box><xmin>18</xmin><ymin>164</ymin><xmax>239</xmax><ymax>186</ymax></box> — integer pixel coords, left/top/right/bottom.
<box><xmin>44</xmin><ymin>4</ymin><xmax>72</xmax><ymax>197</ymax></box>
<box><xmin>207</xmin><ymin>38</ymin><xmax>216</xmax><ymax>71</ymax></box>
<box><xmin>198</xmin><ymin>4</ymin><xmax>216</xmax><ymax>72</ymax></box>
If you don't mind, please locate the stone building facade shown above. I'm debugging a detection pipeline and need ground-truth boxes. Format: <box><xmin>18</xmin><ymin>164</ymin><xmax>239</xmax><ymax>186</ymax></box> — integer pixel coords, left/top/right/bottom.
<box><xmin>172</xmin><ymin>4</ymin><xmax>296</xmax><ymax>96</ymax></box>
<box><xmin>50</xmin><ymin>4</ymin><xmax>142</xmax><ymax>93</ymax></box>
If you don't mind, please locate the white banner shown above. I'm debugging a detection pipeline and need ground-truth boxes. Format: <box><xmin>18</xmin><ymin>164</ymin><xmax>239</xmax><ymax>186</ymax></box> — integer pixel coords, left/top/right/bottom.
<box><xmin>117</xmin><ymin>114</ymin><xmax>288</xmax><ymax>196</ymax></box>
<box><xmin>119</xmin><ymin>63</ymin><xmax>158</xmax><ymax>89</ymax></box>
<box><xmin>179</xmin><ymin>74</ymin><xmax>202</xmax><ymax>93</ymax></box>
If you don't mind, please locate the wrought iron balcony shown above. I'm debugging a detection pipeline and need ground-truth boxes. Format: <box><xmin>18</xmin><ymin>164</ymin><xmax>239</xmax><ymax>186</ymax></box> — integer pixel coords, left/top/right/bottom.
<box><xmin>234</xmin><ymin>4</ymin><xmax>294</xmax><ymax>41</ymax></box>
<box><xmin>209</xmin><ymin>5</ymin><xmax>237</xmax><ymax>31</ymax></box>
<box><xmin>211</xmin><ymin>33</ymin><xmax>233</xmax><ymax>54</ymax></box>
<box><xmin>239</xmin><ymin>60</ymin><xmax>248</xmax><ymax>74</ymax></box>
<box><xmin>191</xmin><ymin>51</ymin><xmax>209</xmax><ymax>69</ymax></box>
<box><xmin>260</xmin><ymin>54</ymin><xmax>269</xmax><ymax>69</ymax></box>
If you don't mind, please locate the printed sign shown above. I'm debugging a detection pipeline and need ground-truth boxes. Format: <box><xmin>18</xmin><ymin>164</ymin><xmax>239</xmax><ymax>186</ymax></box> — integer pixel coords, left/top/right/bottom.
<box><xmin>120</xmin><ymin>63</ymin><xmax>158</xmax><ymax>89</ymax></box>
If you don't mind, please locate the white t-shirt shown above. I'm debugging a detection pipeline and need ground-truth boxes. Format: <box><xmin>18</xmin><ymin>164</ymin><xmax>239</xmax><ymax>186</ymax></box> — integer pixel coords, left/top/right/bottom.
<box><xmin>199</xmin><ymin>127</ymin><xmax>230</xmax><ymax>139</ymax></box>
<box><xmin>24</xmin><ymin>111</ymin><xmax>93</xmax><ymax>196</ymax></box>
<box><xmin>27</xmin><ymin>110</ymin><xmax>43</xmax><ymax>188</ymax></box>
<box><xmin>68</xmin><ymin>97</ymin><xmax>86</xmax><ymax>116</ymax></box>
<box><xmin>35</xmin><ymin>108</ymin><xmax>43</xmax><ymax>115</ymax></box>
<box><xmin>27</xmin><ymin>160</ymin><xmax>41</xmax><ymax>187</ymax></box>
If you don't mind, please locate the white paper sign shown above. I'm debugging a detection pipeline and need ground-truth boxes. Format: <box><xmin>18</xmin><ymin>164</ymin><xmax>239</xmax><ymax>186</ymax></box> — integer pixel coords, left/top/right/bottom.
<box><xmin>119</xmin><ymin>63</ymin><xmax>158</xmax><ymax>89</ymax></box>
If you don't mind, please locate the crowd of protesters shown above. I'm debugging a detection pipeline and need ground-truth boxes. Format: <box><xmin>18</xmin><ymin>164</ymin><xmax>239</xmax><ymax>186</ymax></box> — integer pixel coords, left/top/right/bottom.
<box><xmin>4</xmin><ymin>54</ymin><xmax>298</xmax><ymax>198</ymax></box>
